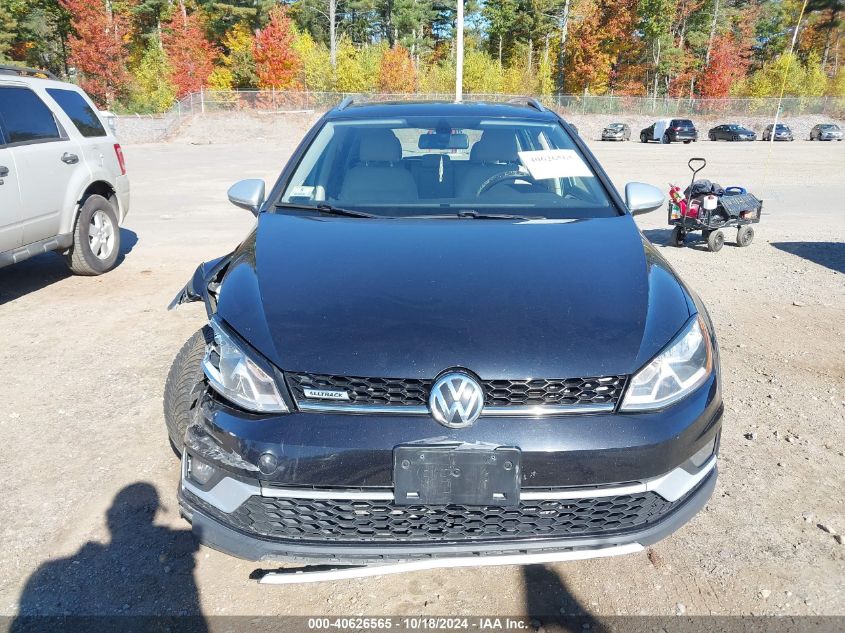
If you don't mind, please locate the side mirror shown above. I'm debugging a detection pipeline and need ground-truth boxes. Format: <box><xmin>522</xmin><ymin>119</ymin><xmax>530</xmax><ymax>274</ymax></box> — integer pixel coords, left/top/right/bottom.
<box><xmin>625</xmin><ymin>182</ymin><xmax>665</xmax><ymax>215</ymax></box>
<box><xmin>227</xmin><ymin>179</ymin><xmax>265</xmax><ymax>216</ymax></box>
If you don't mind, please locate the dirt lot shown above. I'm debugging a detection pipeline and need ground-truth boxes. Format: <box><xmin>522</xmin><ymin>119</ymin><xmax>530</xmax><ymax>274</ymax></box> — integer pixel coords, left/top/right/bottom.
<box><xmin>0</xmin><ymin>121</ymin><xmax>843</xmax><ymax>620</ymax></box>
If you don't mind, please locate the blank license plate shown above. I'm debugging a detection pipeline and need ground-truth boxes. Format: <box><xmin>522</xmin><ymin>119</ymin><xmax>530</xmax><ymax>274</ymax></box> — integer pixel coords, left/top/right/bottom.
<box><xmin>393</xmin><ymin>446</ymin><xmax>521</xmax><ymax>506</ymax></box>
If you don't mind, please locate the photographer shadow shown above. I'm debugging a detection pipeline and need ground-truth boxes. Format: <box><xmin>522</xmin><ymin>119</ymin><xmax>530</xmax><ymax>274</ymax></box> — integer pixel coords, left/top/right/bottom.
<box><xmin>523</xmin><ymin>564</ymin><xmax>597</xmax><ymax>631</ymax></box>
<box><xmin>12</xmin><ymin>482</ymin><xmax>207</xmax><ymax>632</ymax></box>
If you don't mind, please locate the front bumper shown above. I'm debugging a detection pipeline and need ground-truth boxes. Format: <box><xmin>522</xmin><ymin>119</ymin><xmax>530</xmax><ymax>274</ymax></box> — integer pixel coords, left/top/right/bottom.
<box><xmin>179</xmin><ymin>455</ymin><xmax>717</xmax><ymax>564</ymax></box>
<box><xmin>178</xmin><ymin>377</ymin><xmax>722</xmax><ymax>564</ymax></box>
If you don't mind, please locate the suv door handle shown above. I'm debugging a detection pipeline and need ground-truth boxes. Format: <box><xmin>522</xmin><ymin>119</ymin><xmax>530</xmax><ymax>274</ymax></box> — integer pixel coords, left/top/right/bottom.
<box><xmin>61</xmin><ymin>152</ymin><xmax>79</xmax><ymax>164</ymax></box>
<box><xmin>0</xmin><ymin>165</ymin><xmax>8</xmax><ymax>177</ymax></box>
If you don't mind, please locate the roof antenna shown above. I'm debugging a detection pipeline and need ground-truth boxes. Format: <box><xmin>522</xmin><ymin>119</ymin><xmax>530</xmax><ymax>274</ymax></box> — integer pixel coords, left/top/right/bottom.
<box><xmin>455</xmin><ymin>0</ymin><xmax>464</xmax><ymax>103</ymax></box>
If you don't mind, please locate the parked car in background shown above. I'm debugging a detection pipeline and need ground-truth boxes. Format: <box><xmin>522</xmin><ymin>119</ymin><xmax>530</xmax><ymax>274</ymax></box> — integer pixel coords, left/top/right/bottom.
<box><xmin>640</xmin><ymin>119</ymin><xmax>698</xmax><ymax>144</ymax></box>
<box><xmin>708</xmin><ymin>124</ymin><xmax>756</xmax><ymax>142</ymax></box>
<box><xmin>602</xmin><ymin>122</ymin><xmax>631</xmax><ymax>141</ymax></box>
<box><xmin>165</xmin><ymin>99</ymin><xmax>721</xmax><ymax>575</ymax></box>
<box><xmin>762</xmin><ymin>123</ymin><xmax>793</xmax><ymax>141</ymax></box>
<box><xmin>0</xmin><ymin>65</ymin><xmax>129</xmax><ymax>273</ymax></box>
<box><xmin>810</xmin><ymin>124</ymin><xmax>843</xmax><ymax>141</ymax></box>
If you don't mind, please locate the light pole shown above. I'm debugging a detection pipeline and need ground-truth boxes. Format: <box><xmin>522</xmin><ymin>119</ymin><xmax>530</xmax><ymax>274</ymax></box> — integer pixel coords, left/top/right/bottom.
<box><xmin>455</xmin><ymin>0</ymin><xmax>464</xmax><ymax>102</ymax></box>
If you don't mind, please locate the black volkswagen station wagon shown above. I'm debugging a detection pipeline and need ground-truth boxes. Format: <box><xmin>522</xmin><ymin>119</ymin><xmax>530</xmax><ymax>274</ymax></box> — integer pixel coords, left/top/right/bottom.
<box><xmin>166</xmin><ymin>100</ymin><xmax>722</xmax><ymax>576</ymax></box>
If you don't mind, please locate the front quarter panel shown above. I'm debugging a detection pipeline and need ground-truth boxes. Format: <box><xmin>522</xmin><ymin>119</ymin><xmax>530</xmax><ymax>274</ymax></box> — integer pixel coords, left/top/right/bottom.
<box><xmin>633</xmin><ymin>240</ymin><xmax>694</xmax><ymax>369</ymax></box>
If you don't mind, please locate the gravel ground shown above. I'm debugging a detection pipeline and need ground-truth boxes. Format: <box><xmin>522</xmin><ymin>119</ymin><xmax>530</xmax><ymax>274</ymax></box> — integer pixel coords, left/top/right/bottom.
<box><xmin>0</xmin><ymin>126</ymin><xmax>843</xmax><ymax>620</ymax></box>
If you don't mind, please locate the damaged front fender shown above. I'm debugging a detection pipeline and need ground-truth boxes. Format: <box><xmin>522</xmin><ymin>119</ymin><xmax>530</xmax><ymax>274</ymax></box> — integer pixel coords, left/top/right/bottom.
<box><xmin>168</xmin><ymin>254</ymin><xmax>234</xmax><ymax>316</ymax></box>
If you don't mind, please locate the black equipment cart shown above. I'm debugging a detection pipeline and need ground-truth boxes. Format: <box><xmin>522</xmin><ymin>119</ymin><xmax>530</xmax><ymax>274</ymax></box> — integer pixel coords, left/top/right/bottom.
<box><xmin>668</xmin><ymin>158</ymin><xmax>763</xmax><ymax>252</ymax></box>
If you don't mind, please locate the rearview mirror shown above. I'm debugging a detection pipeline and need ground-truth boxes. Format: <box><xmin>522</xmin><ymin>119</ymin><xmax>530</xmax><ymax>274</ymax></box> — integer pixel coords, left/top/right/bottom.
<box><xmin>625</xmin><ymin>182</ymin><xmax>664</xmax><ymax>215</ymax></box>
<box><xmin>418</xmin><ymin>132</ymin><xmax>469</xmax><ymax>150</ymax></box>
<box><xmin>227</xmin><ymin>179</ymin><xmax>265</xmax><ymax>216</ymax></box>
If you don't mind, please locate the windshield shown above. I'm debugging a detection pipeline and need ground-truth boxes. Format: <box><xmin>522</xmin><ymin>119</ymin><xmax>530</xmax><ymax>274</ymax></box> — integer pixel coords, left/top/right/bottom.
<box><xmin>277</xmin><ymin>116</ymin><xmax>618</xmax><ymax>219</ymax></box>
<box><xmin>820</xmin><ymin>124</ymin><xmax>839</xmax><ymax>130</ymax></box>
<box><xmin>607</xmin><ymin>123</ymin><xmax>623</xmax><ymax>129</ymax></box>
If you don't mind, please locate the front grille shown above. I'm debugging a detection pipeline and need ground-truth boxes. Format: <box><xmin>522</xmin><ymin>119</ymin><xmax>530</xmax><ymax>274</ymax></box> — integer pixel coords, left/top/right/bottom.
<box><xmin>187</xmin><ymin>490</ymin><xmax>677</xmax><ymax>544</ymax></box>
<box><xmin>286</xmin><ymin>373</ymin><xmax>627</xmax><ymax>408</ymax></box>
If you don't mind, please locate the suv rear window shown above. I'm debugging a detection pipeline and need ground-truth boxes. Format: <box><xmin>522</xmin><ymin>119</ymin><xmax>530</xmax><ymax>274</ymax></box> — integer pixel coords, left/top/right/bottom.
<box><xmin>671</xmin><ymin>119</ymin><xmax>694</xmax><ymax>127</ymax></box>
<box><xmin>0</xmin><ymin>86</ymin><xmax>61</xmax><ymax>144</ymax></box>
<box><xmin>46</xmin><ymin>88</ymin><xmax>107</xmax><ymax>137</ymax></box>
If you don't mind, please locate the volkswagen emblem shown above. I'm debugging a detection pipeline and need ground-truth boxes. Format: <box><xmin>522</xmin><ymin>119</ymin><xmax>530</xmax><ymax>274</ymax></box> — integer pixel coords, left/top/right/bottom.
<box><xmin>429</xmin><ymin>372</ymin><xmax>484</xmax><ymax>428</ymax></box>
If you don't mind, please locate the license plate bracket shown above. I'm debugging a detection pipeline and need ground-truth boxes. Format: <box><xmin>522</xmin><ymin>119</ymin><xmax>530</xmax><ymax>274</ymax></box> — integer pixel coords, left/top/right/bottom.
<box><xmin>393</xmin><ymin>445</ymin><xmax>521</xmax><ymax>506</ymax></box>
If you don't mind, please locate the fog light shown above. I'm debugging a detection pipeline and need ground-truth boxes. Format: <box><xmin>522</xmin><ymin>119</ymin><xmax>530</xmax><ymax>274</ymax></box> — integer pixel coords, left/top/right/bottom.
<box><xmin>258</xmin><ymin>452</ymin><xmax>278</xmax><ymax>474</ymax></box>
<box><xmin>187</xmin><ymin>456</ymin><xmax>216</xmax><ymax>485</ymax></box>
<box><xmin>690</xmin><ymin>438</ymin><xmax>716</xmax><ymax>468</ymax></box>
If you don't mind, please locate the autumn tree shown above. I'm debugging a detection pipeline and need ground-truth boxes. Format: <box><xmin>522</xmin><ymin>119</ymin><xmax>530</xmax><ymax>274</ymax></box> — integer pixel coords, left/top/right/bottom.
<box><xmin>126</xmin><ymin>38</ymin><xmax>177</xmax><ymax>112</ymax></box>
<box><xmin>698</xmin><ymin>34</ymin><xmax>747</xmax><ymax>97</ymax></box>
<box><xmin>61</xmin><ymin>0</ymin><xmax>129</xmax><ymax>107</ymax></box>
<box><xmin>375</xmin><ymin>44</ymin><xmax>417</xmax><ymax>92</ymax></box>
<box><xmin>293</xmin><ymin>30</ymin><xmax>333</xmax><ymax>91</ymax></box>
<box><xmin>253</xmin><ymin>6</ymin><xmax>302</xmax><ymax>89</ymax></box>
<box><xmin>161</xmin><ymin>9</ymin><xmax>217</xmax><ymax>99</ymax></box>
<box><xmin>0</xmin><ymin>0</ymin><xmax>16</xmax><ymax>61</ymax></box>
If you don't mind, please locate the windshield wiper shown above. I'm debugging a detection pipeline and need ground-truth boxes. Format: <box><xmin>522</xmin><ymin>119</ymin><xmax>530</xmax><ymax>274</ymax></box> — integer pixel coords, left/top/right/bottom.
<box><xmin>275</xmin><ymin>202</ymin><xmax>378</xmax><ymax>219</ymax></box>
<box><xmin>455</xmin><ymin>210</ymin><xmax>543</xmax><ymax>221</ymax></box>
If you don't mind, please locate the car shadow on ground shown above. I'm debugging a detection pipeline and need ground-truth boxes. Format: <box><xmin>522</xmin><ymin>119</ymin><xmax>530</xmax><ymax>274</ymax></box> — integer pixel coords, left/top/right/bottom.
<box><xmin>0</xmin><ymin>228</ymin><xmax>138</xmax><ymax>305</ymax></box>
<box><xmin>771</xmin><ymin>241</ymin><xmax>845</xmax><ymax>275</ymax></box>
<box><xmin>10</xmin><ymin>482</ymin><xmax>208</xmax><ymax>632</ymax></box>
<box><xmin>522</xmin><ymin>563</ymin><xmax>595</xmax><ymax>626</ymax></box>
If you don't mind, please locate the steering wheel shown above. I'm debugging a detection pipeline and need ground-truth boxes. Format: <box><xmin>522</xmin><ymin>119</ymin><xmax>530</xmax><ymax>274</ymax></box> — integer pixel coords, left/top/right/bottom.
<box><xmin>562</xmin><ymin>186</ymin><xmax>594</xmax><ymax>203</ymax></box>
<box><xmin>475</xmin><ymin>170</ymin><xmax>539</xmax><ymax>197</ymax></box>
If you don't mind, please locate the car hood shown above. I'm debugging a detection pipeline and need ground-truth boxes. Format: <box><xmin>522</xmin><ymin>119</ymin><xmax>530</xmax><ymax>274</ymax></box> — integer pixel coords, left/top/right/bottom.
<box><xmin>216</xmin><ymin>213</ymin><xmax>692</xmax><ymax>380</ymax></box>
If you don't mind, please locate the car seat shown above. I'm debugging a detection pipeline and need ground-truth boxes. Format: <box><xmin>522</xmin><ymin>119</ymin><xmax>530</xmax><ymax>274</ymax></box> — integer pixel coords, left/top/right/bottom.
<box><xmin>339</xmin><ymin>129</ymin><xmax>419</xmax><ymax>202</ymax></box>
<box><xmin>456</xmin><ymin>129</ymin><xmax>520</xmax><ymax>198</ymax></box>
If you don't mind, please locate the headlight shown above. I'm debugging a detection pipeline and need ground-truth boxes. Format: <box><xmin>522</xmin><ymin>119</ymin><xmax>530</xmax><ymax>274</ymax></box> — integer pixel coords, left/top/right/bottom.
<box><xmin>620</xmin><ymin>315</ymin><xmax>713</xmax><ymax>411</ymax></box>
<box><xmin>202</xmin><ymin>318</ymin><xmax>289</xmax><ymax>413</ymax></box>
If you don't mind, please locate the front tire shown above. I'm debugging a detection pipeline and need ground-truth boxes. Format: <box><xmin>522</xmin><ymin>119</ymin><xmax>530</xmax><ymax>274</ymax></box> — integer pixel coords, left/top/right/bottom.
<box><xmin>669</xmin><ymin>226</ymin><xmax>685</xmax><ymax>247</ymax></box>
<box><xmin>706</xmin><ymin>229</ymin><xmax>725</xmax><ymax>252</ymax></box>
<box><xmin>66</xmin><ymin>195</ymin><xmax>121</xmax><ymax>275</ymax></box>
<box><xmin>737</xmin><ymin>226</ymin><xmax>754</xmax><ymax>247</ymax></box>
<box><xmin>163</xmin><ymin>326</ymin><xmax>213</xmax><ymax>455</ymax></box>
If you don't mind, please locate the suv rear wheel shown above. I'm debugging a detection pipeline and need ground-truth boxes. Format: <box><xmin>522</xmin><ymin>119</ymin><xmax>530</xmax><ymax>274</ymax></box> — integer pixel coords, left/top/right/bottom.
<box><xmin>66</xmin><ymin>194</ymin><xmax>121</xmax><ymax>275</ymax></box>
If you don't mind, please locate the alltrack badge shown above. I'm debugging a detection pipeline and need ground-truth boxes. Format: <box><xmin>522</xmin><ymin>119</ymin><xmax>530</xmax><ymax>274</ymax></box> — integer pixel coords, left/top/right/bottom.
<box><xmin>428</xmin><ymin>372</ymin><xmax>484</xmax><ymax>428</ymax></box>
<box><xmin>303</xmin><ymin>388</ymin><xmax>350</xmax><ymax>401</ymax></box>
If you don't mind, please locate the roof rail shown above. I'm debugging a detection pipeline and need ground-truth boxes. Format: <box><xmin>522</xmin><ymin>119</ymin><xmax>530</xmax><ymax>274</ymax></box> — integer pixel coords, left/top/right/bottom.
<box><xmin>336</xmin><ymin>96</ymin><xmax>354</xmax><ymax>111</ymax></box>
<box><xmin>507</xmin><ymin>97</ymin><xmax>546</xmax><ymax>113</ymax></box>
<box><xmin>0</xmin><ymin>64</ymin><xmax>58</xmax><ymax>80</ymax></box>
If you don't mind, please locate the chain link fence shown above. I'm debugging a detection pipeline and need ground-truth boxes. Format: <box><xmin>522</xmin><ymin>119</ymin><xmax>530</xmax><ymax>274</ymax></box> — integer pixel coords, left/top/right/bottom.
<box><xmin>190</xmin><ymin>90</ymin><xmax>845</xmax><ymax>118</ymax></box>
<box><xmin>113</xmin><ymin>90</ymin><xmax>845</xmax><ymax>143</ymax></box>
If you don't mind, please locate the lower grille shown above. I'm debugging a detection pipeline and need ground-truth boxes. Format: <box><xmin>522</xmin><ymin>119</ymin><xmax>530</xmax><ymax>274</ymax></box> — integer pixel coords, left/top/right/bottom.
<box><xmin>286</xmin><ymin>373</ymin><xmax>627</xmax><ymax>408</ymax></box>
<box><xmin>186</xmin><ymin>490</ymin><xmax>678</xmax><ymax>544</ymax></box>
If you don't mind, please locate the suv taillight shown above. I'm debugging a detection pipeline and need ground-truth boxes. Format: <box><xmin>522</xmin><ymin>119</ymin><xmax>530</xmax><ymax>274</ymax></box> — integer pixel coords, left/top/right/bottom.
<box><xmin>114</xmin><ymin>143</ymin><xmax>126</xmax><ymax>175</ymax></box>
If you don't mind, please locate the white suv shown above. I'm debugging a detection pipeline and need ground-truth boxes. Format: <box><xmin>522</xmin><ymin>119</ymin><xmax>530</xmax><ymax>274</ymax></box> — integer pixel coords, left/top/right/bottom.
<box><xmin>0</xmin><ymin>66</ymin><xmax>130</xmax><ymax>274</ymax></box>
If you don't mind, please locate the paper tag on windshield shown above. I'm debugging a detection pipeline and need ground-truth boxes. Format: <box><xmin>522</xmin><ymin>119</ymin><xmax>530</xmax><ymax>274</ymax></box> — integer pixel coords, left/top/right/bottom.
<box><xmin>518</xmin><ymin>150</ymin><xmax>593</xmax><ymax>180</ymax></box>
<box><xmin>290</xmin><ymin>185</ymin><xmax>314</xmax><ymax>198</ymax></box>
